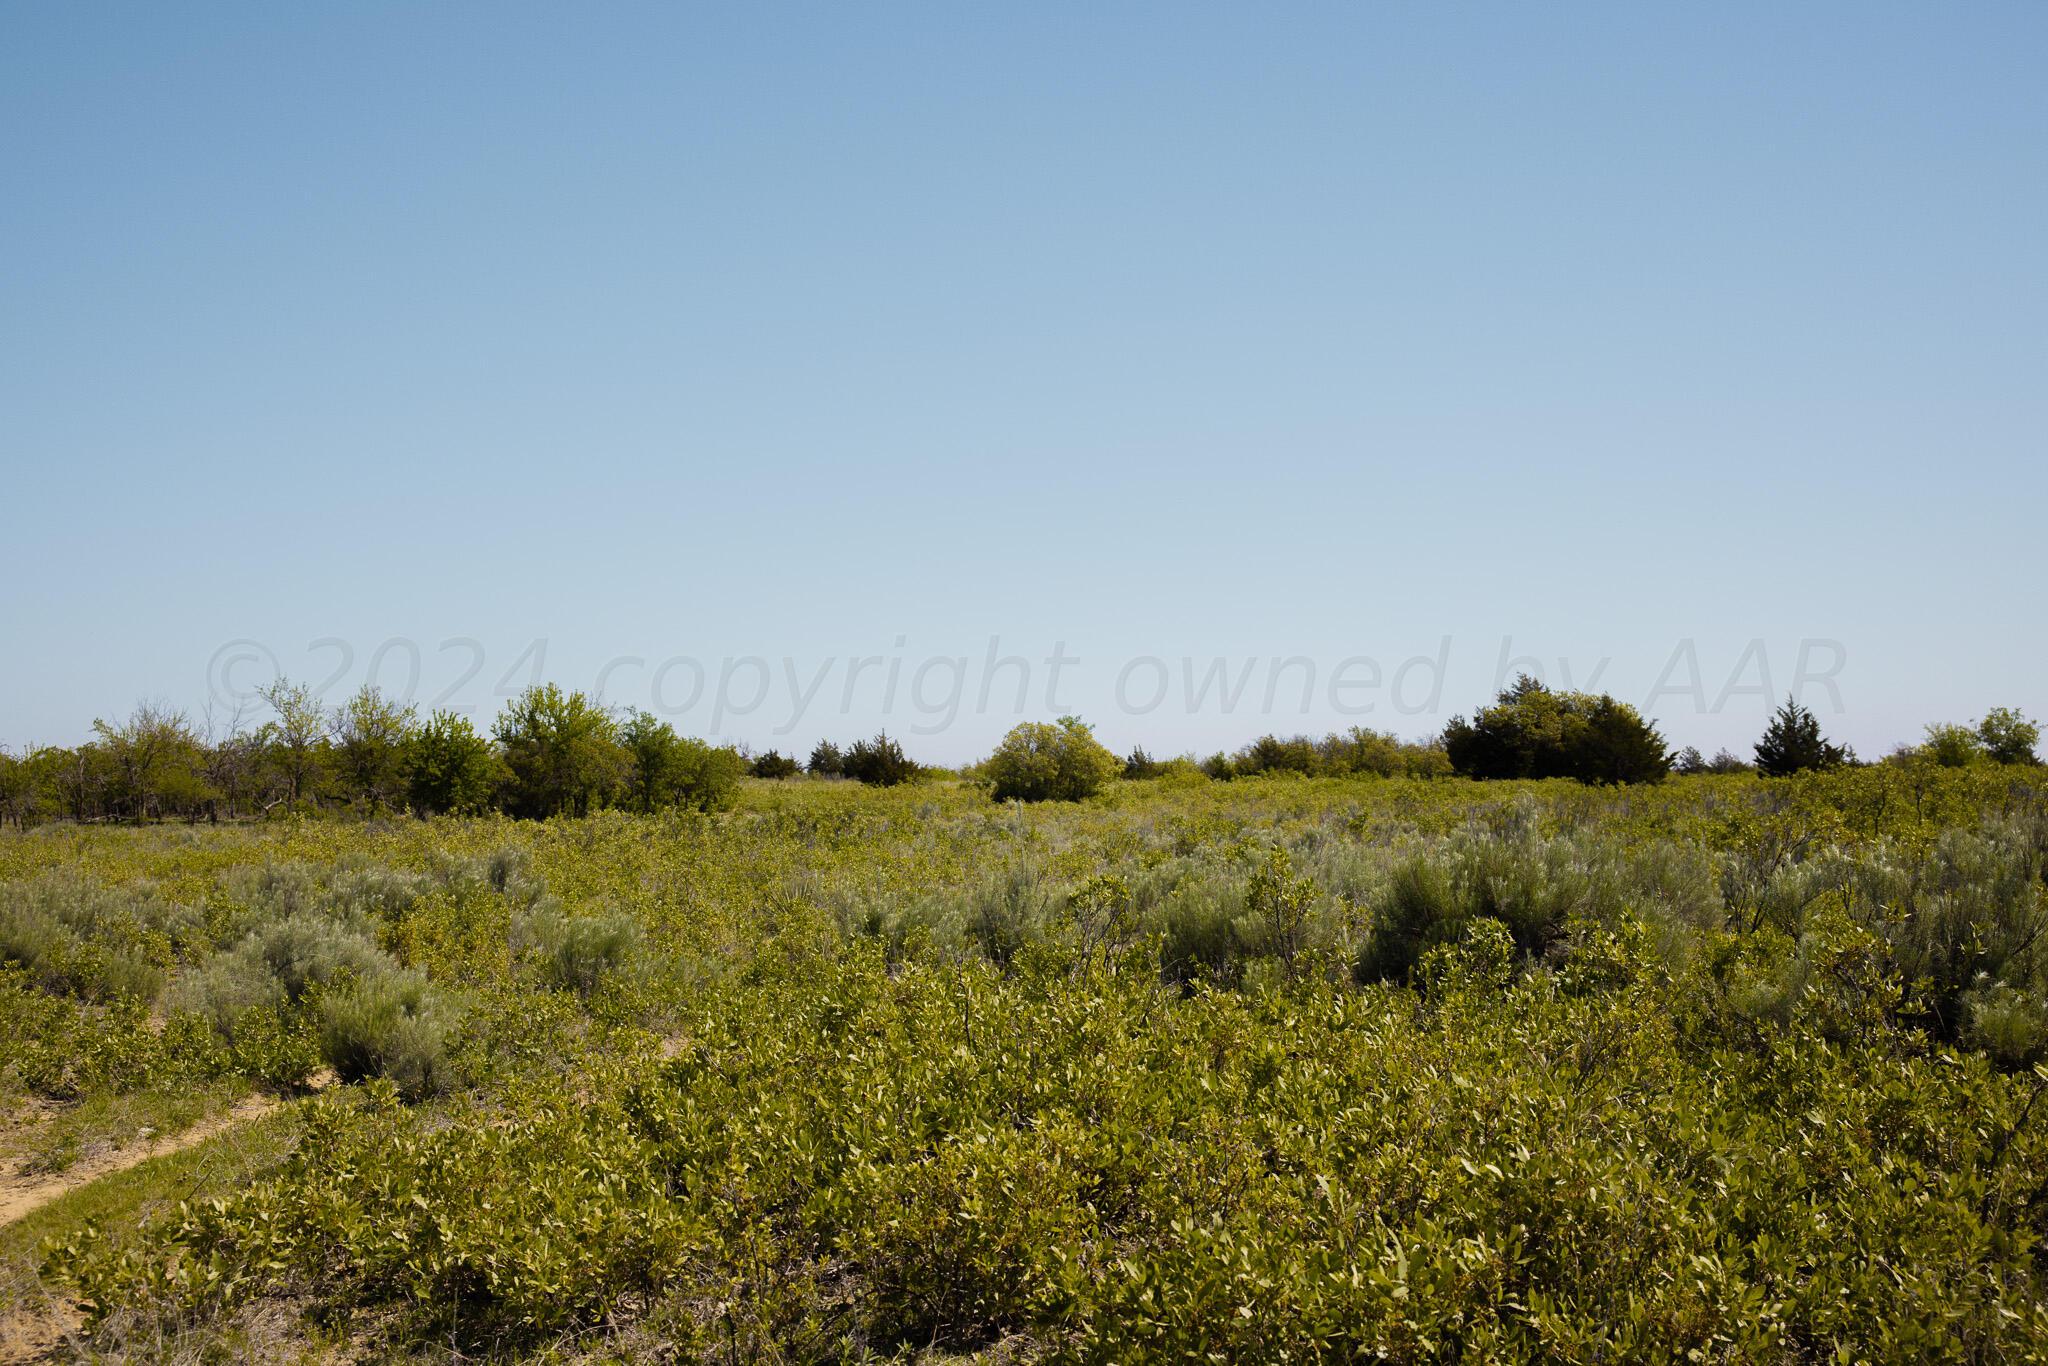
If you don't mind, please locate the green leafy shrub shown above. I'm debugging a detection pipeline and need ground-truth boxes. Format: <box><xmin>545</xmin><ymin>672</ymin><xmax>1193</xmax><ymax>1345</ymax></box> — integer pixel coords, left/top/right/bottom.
<box><xmin>0</xmin><ymin>874</ymin><xmax>172</xmax><ymax>1002</ymax></box>
<box><xmin>985</xmin><ymin>716</ymin><xmax>1121</xmax><ymax>803</ymax></box>
<box><xmin>1246</xmin><ymin>847</ymin><xmax>1319</xmax><ymax>977</ymax></box>
<box><xmin>1443</xmin><ymin>676</ymin><xmax>1671</xmax><ymax>784</ymax></box>
<box><xmin>1417</xmin><ymin>915</ymin><xmax>1517</xmax><ymax>997</ymax></box>
<box><xmin>620</xmin><ymin>711</ymin><xmax>747</xmax><ymax>812</ymax></box>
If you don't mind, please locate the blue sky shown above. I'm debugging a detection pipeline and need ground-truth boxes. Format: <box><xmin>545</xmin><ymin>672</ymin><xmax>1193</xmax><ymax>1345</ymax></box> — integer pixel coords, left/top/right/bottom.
<box><xmin>3</xmin><ymin>3</ymin><xmax>2043</xmax><ymax>763</ymax></box>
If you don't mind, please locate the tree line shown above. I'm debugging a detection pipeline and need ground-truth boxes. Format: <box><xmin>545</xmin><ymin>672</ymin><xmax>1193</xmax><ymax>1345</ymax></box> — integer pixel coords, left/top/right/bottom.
<box><xmin>0</xmin><ymin>676</ymin><xmax>2037</xmax><ymax>825</ymax></box>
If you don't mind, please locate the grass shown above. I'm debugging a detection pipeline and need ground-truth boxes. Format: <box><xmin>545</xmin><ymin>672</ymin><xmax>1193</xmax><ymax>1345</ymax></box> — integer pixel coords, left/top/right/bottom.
<box><xmin>0</xmin><ymin>1102</ymin><xmax>300</xmax><ymax>1331</ymax></box>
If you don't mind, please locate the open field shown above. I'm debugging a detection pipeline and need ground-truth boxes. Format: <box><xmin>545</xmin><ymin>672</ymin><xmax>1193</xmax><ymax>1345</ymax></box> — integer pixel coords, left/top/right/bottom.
<box><xmin>5</xmin><ymin>767</ymin><xmax>2048</xmax><ymax>1361</ymax></box>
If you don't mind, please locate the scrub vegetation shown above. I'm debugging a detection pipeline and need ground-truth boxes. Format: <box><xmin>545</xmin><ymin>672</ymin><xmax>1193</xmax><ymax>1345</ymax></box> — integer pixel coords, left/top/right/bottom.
<box><xmin>5</xmin><ymin>753</ymin><xmax>2048</xmax><ymax>1361</ymax></box>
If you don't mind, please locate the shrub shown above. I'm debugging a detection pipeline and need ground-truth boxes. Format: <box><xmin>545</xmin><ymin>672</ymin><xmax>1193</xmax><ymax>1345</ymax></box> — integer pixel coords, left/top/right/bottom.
<box><xmin>1232</xmin><ymin>735</ymin><xmax>1322</xmax><ymax>778</ymax></box>
<box><xmin>985</xmin><ymin>717</ymin><xmax>1121</xmax><ymax>803</ymax></box>
<box><xmin>1123</xmin><ymin>747</ymin><xmax>1166</xmax><ymax>780</ymax></box>
<box><xmin>1978</xmin><ymin>707</ymin><xmax>2041</xmax><ymax>765</ymax></box>
<box><xmin>750</xmin><ymin>749</ymin><xmax>801</xmax><ymax>779</ymax></box>
<box><xmin>808</xmin><ymin>740</ymin><xmax>845</xmax><ymax>777</ymax></box>
<box><xmin>176</xmin><ymin>911</ymin><xmax>395</xmax><ymax>1035</ymax></box>
<box><xmin>1246</xmin><ymin>848</ymin><xmax>1319</xmax><ymax>977</ymax></box>
<box><xmin>317</xmin><ymin>971</ymin><xmax>453</xmax><ymax>1098</ymax></box>
<box><xmin>1357</xmin><ymin>857</ymin><xmax>1465</xmax><ymax>984</ymax></box>
<box><xmin>1922</xmin><ymin>722</ymin><xmax>1985</xmax><ymax>768</ymax></box>
<box><xmin>0</xmin><ymin>875</ymin><xmax>170</xmax><ymax>1003</ymax></box>
<box><xmin>843</xmin><ymin>733</ymin><xmax>919</xmax><ymax>786</ymax></box>
<box><xmin>513</xmin><ymin>904</ymin><xmax>640</xmax><ymax>996</ymax></box>
<box><xmin>1963</xmin><ymin>978</ymin><xmax>2048</xmax><ymax>1068</ymax></box>
<box><xmin>1417</xmin><ymin>916</ymin><xmax>1517</xmax><ymax>997</ymax></box>
<box><xmin>620</xmin><ymin>711</ymin><xmax>746</xmax><ymax>812</ymax></box>
<box><xmin>1443</xmin><ymin>676</ymin><xmax>1670</xmax><ymax>784</ymax></box>
<box><xmin>964</xmin><ymin>863</ymin><xmax>1061</xmax><ymax>966</ymax></box>
<box><xmin>1454</xmin><ymin>830</ymin><xmax>1615</xmax><ymax>956</ymax></box>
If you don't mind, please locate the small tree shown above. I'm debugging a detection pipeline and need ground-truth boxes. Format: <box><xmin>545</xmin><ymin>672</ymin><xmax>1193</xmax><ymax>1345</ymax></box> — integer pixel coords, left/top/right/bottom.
<box><xmin>1232</xmin><ymin>735</ymin><xmax>1322</xmax><ymax>778</ymax></box>
<box><xmin>750</xmin><ymin>749</ymin><xmax>801</xmax><ymax>779</ymax></box>
<box><xmin>1576</xmin><ymin>696</ymin><xmax>1674</xmax><ymax>785</ymax></box>
<box><xmin>1922</xmin><ymin>722</ymin><xmax>1984</xmax><ymax>768</ymax></box>
<box><xmin>619</xmin><ymin>711</ymin><xmax>746</xmax><ymax>812</ymax></box>
<box><xmin>807</xmin><ymin>740</ymin><xmax>845</xmax><ymax>777</ymax></box>
<box><xmin>1443</xmin><ymin>677</ymin><xmax>1668</xmax><ymax>784</ymax></box>
<box><xmin>331</xmin><ymin>685</ymin><xmax>418</xmax><ymax>812</ymax></box>
<box><xmin>198</xmin><ymin>699</ymin><xmax>263</xmax><ymax>820</ymax></box>
<box><xmin>985</xmin><ymin>716</ymin><xmax>1121</xmax><ymax>803</ymax></box>
<box><xmin>259</xmin><ymin>679</ymin><xmax>330</xmax><ymax>809</ymax></box>
<box><xmin>1123</xmin><ymin>747</ymin><xmax>1166</xmax><ymax>780</ymax></box>
<box><xmin>1753</xmin><ymin>697</ymin><xmax>1849</xmax><ymax>777</ymax></box>
<box><xmin>1978</xmin><ymin>708</ymin><xmax>2041</xmax><ymax>766</ymax></box>
<box><xmin>403</xmin><ymin>711</ymin><xmax>501</xmax><ymax>815</ymax></box>
<box><xmin>842</xmin><ymin>733</ymin><xmax>919</xmax><ymax>786</ymax></box>
<box><xmin>0</xmin><ymin>746</ymin><xmax>54</xmax><ymax>829</ymax></box>
<box><xmin>49</xmin><ymin>745</ymin><xmax>113</xmax><ymax>822</ymax></box>
<box><xmin>92</xmin><ymin>702</ymin><xmax>210</xmax><ymax>821</ymax></box>
<box><xmin>493</xmin><ymin>685</ymin><xmax>628</xmax><ymax>818</ymax></box>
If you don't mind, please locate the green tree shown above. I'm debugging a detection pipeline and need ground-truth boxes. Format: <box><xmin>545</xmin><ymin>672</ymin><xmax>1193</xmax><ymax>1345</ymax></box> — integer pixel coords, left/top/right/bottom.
<box><xmin>750</xmin><ymin>749</ymin><xmax>801</xmax><ymax>779</ymax></box>
<box><xmin>1577</xmin><ymin>696</ymin><xmax>1675</xmax><ymax>784</ymax></box>
<box><xmin>259</xmin><ymin>678</ymin><xmax>330</xmax><ymax>809</ymax></box>
<box><xmin>842</xmin><ymin>733</ymin><xmax>919</xmax><ymax>786</ymax></box>
<box><xmin>1442</xmin><ymin>677</ymin><xmax>1669</xmax><ymax>784</ymax></box>
<box><xmin>1753</xmin><ymin>697</ymin><xmax>1849</xmax><ymax>777</ymax></box>
<box><xmin>331</xmin><ymin>685</ymin><xmax>418</xmax><ymax>812</ymax></box>
<box><xmin>1123</xmin><ymin>747</ymin><xmax>1166</xmax><ymax>780</ymax></box>
<box><xmin>807</xmin><ymin>740</ymin><xmax>845</xmax><ymax>777</ymax></box>
<box><xmin>618</xmin><ymin>711</ymin><xmax>746</xmax><ymax>813</ymax></box>
<box><xmin>493</xmin><ymin>685</ymin><xmax>628</xmax><ymax>818</ymax></box>
<box><xmin>1921</xmin><ymin>722</ymin><xmax>1984</xmax><ymax>768</ymax></box>
<box><xmin>48</xmin><ymin>744</ymin><xmax>113</xmax><ymax>822</ymax></box>
<box><xmin>402</xmin><ymin>711</ymin><xmax>502</xmax><ymax>815</ymax></box>
<box><xmin>91</xmin><ymin>702</ymin><xmax>211</xmax><ymax>821</ymax></box>
<box><xmin>1232</xmin><ymin>735</ymin><xmax>1323</xmax><ymax>778</ymax></box>
<box><xmin>0</xmin><ymin>746</ymin><xmax>53</xmax><ymax>829</ymax></box>
<box><xmin>985</xmin><ymin>716</ymin><xmax>1122</xmax><ymax>802</ymax></box>
<box><xmin>1977</xmin><ymin>707</ymin><xmax>2041</xmax><ymax>765</ymax></box>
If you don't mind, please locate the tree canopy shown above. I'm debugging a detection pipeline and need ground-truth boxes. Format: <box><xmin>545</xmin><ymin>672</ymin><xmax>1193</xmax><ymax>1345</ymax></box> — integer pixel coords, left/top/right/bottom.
<box><xmin>1442</xmin><ymin>677</ymin><xmax>1669</xmax><ymax>785</ymax></box>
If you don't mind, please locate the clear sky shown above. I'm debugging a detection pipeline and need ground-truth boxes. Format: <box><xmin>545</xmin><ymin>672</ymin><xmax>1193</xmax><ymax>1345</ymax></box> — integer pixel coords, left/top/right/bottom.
<box><xmin>3</xmin><ymin>3</ymin><xmax>2043</xmax><ymax>764</ymax></box>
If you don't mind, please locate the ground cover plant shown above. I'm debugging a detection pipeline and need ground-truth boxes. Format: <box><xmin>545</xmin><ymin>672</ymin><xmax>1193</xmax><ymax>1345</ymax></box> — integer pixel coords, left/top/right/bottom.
<box><xmin>4</xmin><ymin>763</ymin><xmax>2048</xmax><ymax>1360</ymax></box>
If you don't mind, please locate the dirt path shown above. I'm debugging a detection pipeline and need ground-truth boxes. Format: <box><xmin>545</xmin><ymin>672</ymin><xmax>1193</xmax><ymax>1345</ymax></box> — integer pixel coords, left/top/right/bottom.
<box><xmin>0</xmin><ymin>1093</ymin><xmax>280</xmax><ymax>1229</ymax></box>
